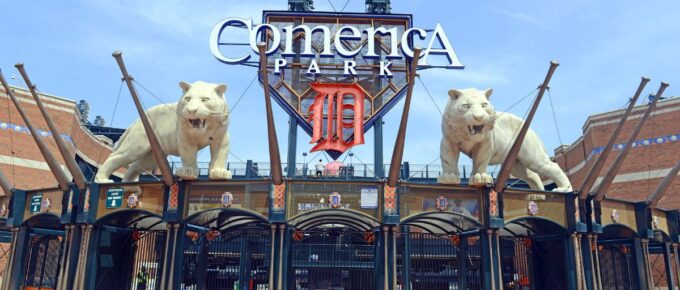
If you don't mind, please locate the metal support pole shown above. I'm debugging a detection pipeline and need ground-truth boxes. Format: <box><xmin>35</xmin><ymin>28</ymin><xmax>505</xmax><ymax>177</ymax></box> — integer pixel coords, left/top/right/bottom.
<box><xmin>0</xmin><ymin>69</ymin><xmax>71</xmax><ymax>191</ymax></box>
<box><xmin>268</xmin><ymin>225</ymin><xmax>276</xmax><ymax>290</ymax></box>
<box><xmin>493</xmin><ymin>61</ymin><xmax>559</xmax><ymax>193</ymax></box>
<box><xmin>581</xmin><ymin>234</ymin><xmax>598</xmax><ymax>290</ymax></box>
<box><xmin>277</xmin><ymin>224</ymin><xmax>285</xmax><ymax>290</ymax></box>
<box><xmin>485</xmin><ymin>229</ymin><xmax>496</xmax><ymax>290</ymax></box>
<box><xmin>166</xmin><ymin>223</ymin><xmax>181</xmax><ymax>289</ymax></box>
<box><xmin>642</xmin><ymin>239</ymin><xmax>654</xmax><ymax>289</ymax></box>
<box><xmin>257</xmin><ymin>43</ymin><xmax>284</xmax><ymax>185</ymax></box>
<box><xmin>111</xmin><ymin>51</ymin><xmax>175</xmax><ymax>186</ymax></box>
<box><xmin>15</xmin><ymin>64</ymin><xmax>88</xmax><ymax>191</ymax></box>
<box><xmin>595</xmin><ymin>82</ymin><xmax>669</xmax><ymax>201</ymax></box>
<box><xmin>570</xmin><ymin>233</ymin><xmax>586</xmax><ymax>290</ymax></box>
<box><xmin>401</xmin><ymin>225</ymin><xmax>411</xmax><ymax>290</ymax></box>
<box><xmin>56</xmin><ymin>225</ymin><xmax>74</xmax><ymax>290</ymax></box>
<box><xmin>663</xmin><ymin>242</ymin><xmax>676</xmax><ymax>289</ymax></box>
<box><xmin>673</xmin><ymin>244</ymin><xmax>680</xmax><ymax>288</ymax></box>
<box><xmin>7</xmin><ymin>227</ymin><xmax>29</xmax><ymax>290</ymax></box>
<box><xmin>387</xmin><ymin>47</ymin><xmax>421</xmax><ymax>187</ymax></box>
<box><xmin>287</xmin><ymin>116</ymin><xmax>298</xmax><ymax>177</ymax></box>
<box><xmin>632</xmin><ymin>237</ymin><xmax>650</xmax><ymax>290</ymax></box>
<box><xmin>374</xmin><ymin>118</ymin><xmax>384</xmax><ymax>178</ymax></box>
<box><xmin>159</xmin><ymin>223</ymin><xmax>173</xmax><ymax>289</ymax></box>
<box><xmin>592</xmin><ymin>236</ymin><xmax>603</xmax><ymax>290</ymax></box>
<box><xmin>578</xmin><ymin>77</ymin><xmax>649</xmax><ymax>198</ymax></box>
<box><xmin>383</xmin><ymin>226</ymin><xmax>389</xmax><ymax>290</ymax></box>
<box><xmin>648</xmin><ymin>160</ymin><xmax>680</xmax><ymax>207</ymax></box>
<box><xmin>391</xmin><ymin>226</ymin><xmax>397</xmax><ymax>290</ymax></box>
<box><xmin>493</xmin><ymin>229</ymin><xmax>503</xmax><ymax>290</ymax></box>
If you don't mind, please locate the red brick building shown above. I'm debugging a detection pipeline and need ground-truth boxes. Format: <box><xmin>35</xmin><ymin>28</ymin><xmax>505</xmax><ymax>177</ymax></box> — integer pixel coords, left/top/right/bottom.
<box><xmin>553</xmin><ymin>96</ymin><xmax>680</xmax><ymax>208</ymax></box>
<box><xmin>0</xmin><ymin>85</ymin><xmax>118</xmax><ymax>196</ymax></box>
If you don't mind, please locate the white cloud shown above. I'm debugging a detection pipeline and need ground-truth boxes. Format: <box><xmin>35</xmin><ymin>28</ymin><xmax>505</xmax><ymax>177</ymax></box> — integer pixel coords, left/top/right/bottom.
<box><xmin>497</xmin><ymin>10</ymin><xmax>542</xmax><ymax>25</ymax></box>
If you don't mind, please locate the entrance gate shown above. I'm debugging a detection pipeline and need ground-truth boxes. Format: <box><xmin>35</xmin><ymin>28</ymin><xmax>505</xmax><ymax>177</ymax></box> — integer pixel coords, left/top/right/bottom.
<box><xmin>290</xmin><ymin>227</ymin><xmax>376</xmax><ymax>290</ymax></box>
<box><xmin>182</xmin><ymin>228</ymin><xmax>270</xmax><ymax>290</ymax></box>
<box><xmin>129</xmin><ymin>230</ymin><xmax>166</xmax><ymax>290</ymax></box>
<box><xmin>398</xmin><ymin>231</ymin><xmax>482</xmax><ymax>290</ymax></box>
<box><xmin>22</xmin><ymin>234</ymin><xmax>64</xmax><ymax>290</ymax></box>
<box><xmin>500</xmin><ymin>234</ymin><xmax>567</xmax><ymax>290</ymax></box>
<box><xmin>598</xmin><ymin>244</ymin><xmax>634</xmax><ymax>290</ymax></box>
<box><xmin>94</xmin><ymin>228</ymin><xmax>166</xmax><ymax>290</ymax></box>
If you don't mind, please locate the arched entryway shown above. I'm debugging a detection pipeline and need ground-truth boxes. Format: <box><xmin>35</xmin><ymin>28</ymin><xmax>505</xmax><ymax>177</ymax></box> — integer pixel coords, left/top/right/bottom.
<box><xmin>597</xmin><ymin>224</ymin><xmax>637</xmax><ymax>290</ymax></box>
<box><xmin>287</xmin><ymin>208</ymin><xmax>381</xmax><ymax>290</ymax></box>
<box><xmin>20</xmin><ymin>213</ymin><xmax>65</xmax><ymax>290</ymax></box>
<box><xmin>182</xmin><ymin>208</ymin><xmax>271</xmax><ymax>290</ymax></box>
<box><xmin>501</xmin><ymin>217</ymin><xmax>568</xmax><ymax>290</ymax></box>
<box><xmin>399</xmin><ymin>211</ymin><xmax>483</xmax><ymax>290</ymax></box>
<box><xmin>93</xmin><ymin>209</ymin><xmax>166</xmax><ymax>290</ymax></box>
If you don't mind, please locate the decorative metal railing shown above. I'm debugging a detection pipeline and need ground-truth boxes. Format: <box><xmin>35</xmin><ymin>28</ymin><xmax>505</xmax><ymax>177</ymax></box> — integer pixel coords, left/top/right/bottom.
<box><xmin>167</xmin><ymin>161</ymin><xmax>491</xmax><ymax>180</ymax></box>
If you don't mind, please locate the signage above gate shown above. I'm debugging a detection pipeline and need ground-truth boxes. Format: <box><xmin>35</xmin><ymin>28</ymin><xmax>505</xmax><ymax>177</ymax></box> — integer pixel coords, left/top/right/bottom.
<box><xmin>30</xmin><ymin>194</ymin><xmax>43</xmax><ymax>214</ymax></box>
<box><xmin>210</xmin><ymin>11</ymin><xmax>465</xmax><ymax>158</ymax></box>
<box><xmin>210</xmin><ymin>13</ymin><xmax>464</xmax><ymax>70</ymax></box>
<box><xmin>105</xmin><ymin>187</ymin><xmax>124</xmax><ymax>209</ymax></box>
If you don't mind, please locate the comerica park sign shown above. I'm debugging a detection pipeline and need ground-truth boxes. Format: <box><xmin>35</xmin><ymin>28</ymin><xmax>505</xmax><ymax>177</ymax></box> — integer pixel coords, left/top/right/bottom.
<box><xmin>210</xmin><ymin>11</ymin><xmax>464</xmax><ymax>158</ymax></box>
<box><xmin>210</xmin><ymin>17</ymin><xmax>464</xmax><ymax>74</ymax></box>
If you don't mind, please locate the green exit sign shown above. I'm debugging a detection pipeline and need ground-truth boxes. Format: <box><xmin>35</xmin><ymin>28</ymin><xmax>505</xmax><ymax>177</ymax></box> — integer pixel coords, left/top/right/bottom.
<box><xmin>106</xmin><ymin>187</ymin><xmax>124</xmax><ymax>209</ymax></box>
<box><xmin>30</xmin><ymin>194</ymin><xmax>43</xmax><ymax>214</ymax></box>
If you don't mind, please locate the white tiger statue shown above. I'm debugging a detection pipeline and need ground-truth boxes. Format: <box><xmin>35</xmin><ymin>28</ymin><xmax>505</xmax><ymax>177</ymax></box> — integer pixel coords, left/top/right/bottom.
<box><xmin>437</xmin><ymin>88</ymin><xmax>572</xmax><ymax>192</ymax></box>
<box><xmin>95</xmin><ymin>81</ymin><xmax>232</xmax><ymax>183</ymax></box>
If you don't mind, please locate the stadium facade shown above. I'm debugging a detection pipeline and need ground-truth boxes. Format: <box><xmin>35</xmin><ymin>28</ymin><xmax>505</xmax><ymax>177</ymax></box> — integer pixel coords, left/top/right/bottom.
<box><xmin>0</xmin><ymin>1</ymin><xmax>679</xmax><ymax>290</ymax></box>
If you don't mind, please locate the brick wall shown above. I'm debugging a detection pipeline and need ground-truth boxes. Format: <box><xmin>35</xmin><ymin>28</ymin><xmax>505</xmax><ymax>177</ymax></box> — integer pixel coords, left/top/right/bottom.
<box><xmin>554</xmin><ymin>97</ymin><xmax>680</xmax><ymax>208</ymax></box>
<box><xmin>0</xmin><ymin>86</ymin><xmax>115</xmax><ymax>195</ymax></box>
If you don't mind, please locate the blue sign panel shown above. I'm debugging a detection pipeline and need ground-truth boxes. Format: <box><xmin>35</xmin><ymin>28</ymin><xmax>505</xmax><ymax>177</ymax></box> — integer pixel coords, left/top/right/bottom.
<box><xmin>106</xmin><ymin>187</ymin><xmax>125</xmax><ymax>209</ymax></box>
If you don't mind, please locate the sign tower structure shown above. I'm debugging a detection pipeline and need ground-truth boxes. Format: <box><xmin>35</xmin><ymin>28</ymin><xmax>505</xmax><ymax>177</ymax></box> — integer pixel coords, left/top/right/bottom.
<box><xmin>280</xmin><ymin>0</ymin><xmax>399</xmax><ymax>178</ymax></box>
<box><xmin>211</xmin><ymin>0</ymin><xmax>465</xmax><ymax>179</ymax></box>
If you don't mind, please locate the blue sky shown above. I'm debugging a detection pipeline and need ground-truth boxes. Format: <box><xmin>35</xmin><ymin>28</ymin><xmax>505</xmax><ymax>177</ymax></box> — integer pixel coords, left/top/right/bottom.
<box><xmin>1</xmin><ymin>1</ymin><xmax>679</xmax><ymax>171</ymax></box>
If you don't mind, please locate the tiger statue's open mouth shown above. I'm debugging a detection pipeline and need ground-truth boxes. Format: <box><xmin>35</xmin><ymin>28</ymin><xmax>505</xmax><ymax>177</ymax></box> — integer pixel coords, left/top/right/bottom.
<box><xmin>188</xmin><ymin>118</ymin><xmax>206</xmax><ymax>129</ymax></box>
<box><xmin>467</xmin><ymin>124</ymin><xmax>485</xmax><ymax>135</ymax></box>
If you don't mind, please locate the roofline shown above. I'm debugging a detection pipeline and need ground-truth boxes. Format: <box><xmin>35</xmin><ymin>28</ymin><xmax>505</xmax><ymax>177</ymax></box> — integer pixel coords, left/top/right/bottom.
<box><xmin>3</xmin><ymin>84</ymin><xmax>76</xmax><ymax>105</ymax></box>
<box><xmin>582</xmin><ymin>96</ymin><xmax>679</xmax><ymax>132</ymax></box>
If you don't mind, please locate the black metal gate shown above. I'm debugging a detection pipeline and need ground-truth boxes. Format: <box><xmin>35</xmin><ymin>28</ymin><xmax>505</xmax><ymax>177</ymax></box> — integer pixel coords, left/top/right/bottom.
<box><xmin>397</xmin><ymin>231</ymin><xmax>482</xmax><ymax>290</ymax></box>
<box><xmin>464</xmin><ymin>236</ymin><xmax>483</xmax><ymax>290</ymax></box>
<box><xmin>22</xmin><ymin>234</ymin><xmax>65</xmax><ymax>290</ymax></box>
<box><xmin>182</xmin><ymin>229</ymin><xmax>271</xmax><ymax>290</ymax></box>
<box><xmin>500</xmin><ymin>236</ymin><xmax>566</xmax><ymax>290</ymax></box>
<box><xmin>129</xmin><ymin>230</ymin><xmax>166</xmax><ymax>290</ymax></box>
<box><xmin>291</xmin><ymin>227</ymin><xmax>376</xmax><ymax>290</ymax></box>
<box><xmin>598</xmin><ymin>244</ymin><xmax>634</xmax><ymax>290</ymax></box>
